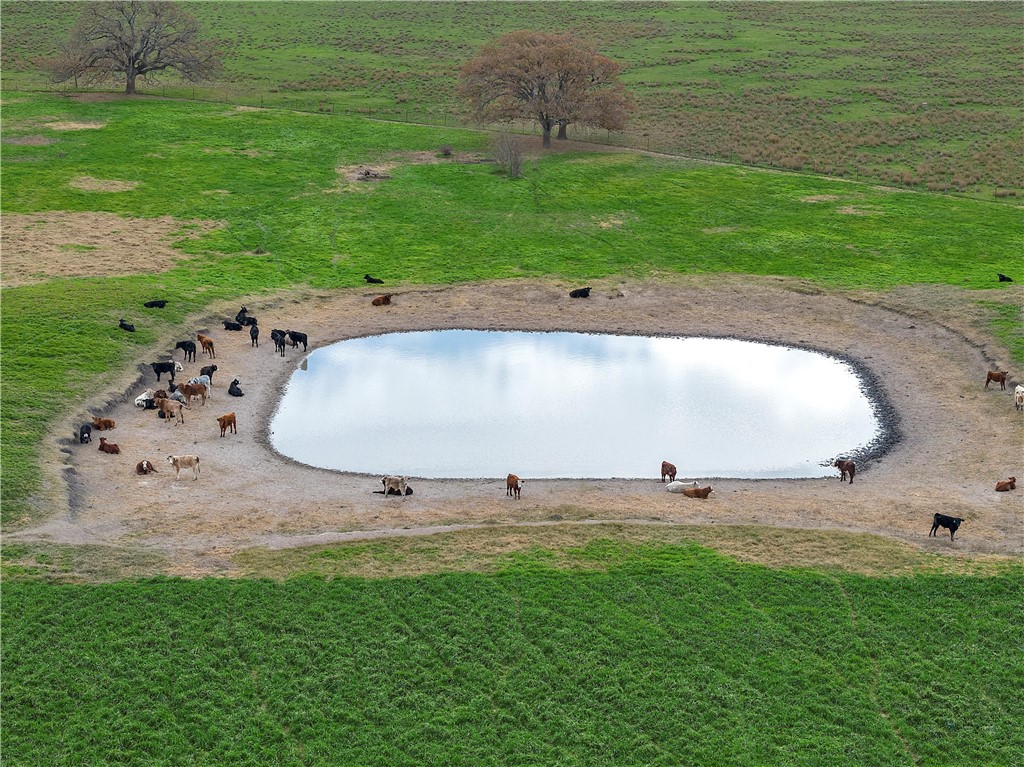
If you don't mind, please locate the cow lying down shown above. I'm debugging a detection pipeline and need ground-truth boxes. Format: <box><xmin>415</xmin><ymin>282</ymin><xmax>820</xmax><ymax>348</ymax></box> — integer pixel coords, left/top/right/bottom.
<box><xmin>373</xmin><ymin>484</ymin><xmax>414</xmax><ymax>496</ymax></box>
<box><xmin>665</xmin><ymin>480</ymin><xmax>698</xmax><ymax>493</ymax></box>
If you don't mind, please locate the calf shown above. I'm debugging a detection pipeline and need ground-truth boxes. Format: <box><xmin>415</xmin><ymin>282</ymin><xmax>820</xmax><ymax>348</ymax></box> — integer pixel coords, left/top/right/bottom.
<box><xmin>381</xmin><ymin>475</ymin><xmax>408</xmax><ymax>499</ymax></box>
<box><xmin>1016</xmin><ymin>385</ymin><xmax>1024</xmax><ymax>412</ymax></box>
<box><xmin>175</xmin><ymin>340</ymin><xmax>196</xmax><ymax>363</ymax></box>
<box><xmin>507</xmin><ymin>473</ymin><xmax>523</xmax><ymax>499</ymax></box>
<box><xmin>217</xmin><ymin>412</ymin><xmax>237</xmax><ymax>437</ymax></box>
<box><xmin>177</xmin><ymin>382</ymin><xmax>208</xmax><ymax>406</ymax></box>
<box><xmin>250</xmin><ymin>323</ymin><xmax>260</xmax><ymax>348</ymax></box>
<box><xmin>200</xmin><ymin>365</ymin><xmax>218</xmax><ymax>385</ymax></box>
<box><xmin>235</xmin><ymin>306</ymin><xmax>249</xmax><ymax>324</ymax></box>
<box><xmin>135</xmin><ymin>459</ymin><xmax>159</xmax><ymax>475</ymax></box>
<box><xmin>197</xmin><ymin>333</ymin><xmax>215</xmax><ymax>359</ymax></box>
<box><xmin>228</xmin><ymin>379</ymin><xmax>245</xmax><ymax>397</ymax></box>
<box><xmin>985</xmin><ymin>371</ymin><xmax>1009</xmax><ymax>390</ymax></box>
<box><xmin>151</xmin><ymin>361</ymin><xmax>179</xmax><ymax>382</ymax></box>
<box><xmin>91</xmin><ymin>416</ymin><xmax>116</xmax><ymax>431</ymax></box>
<box><xmin>286</xmin><ymin>330</ymin><xmax>308</xmax><ymax>352</ymax></box>
<box><xmin>661</xmin><ymin>461</ymin><xmax>677</xmax><ymax>483</ymax></box>
<box><xmin>365</xmin><ymin>274</ymin><xmax>384</xmax><ymax>284</ymax></box>
<box><xmin>569</xmin><ymin>287</ymin><xmax>592</xmax><ymax>298</ymax></box>
<box><xmin>167</xmin><ymin>454</ymin><xmax>200</xmax><ymax>481</ymax></box>
<box><xmin>135</xmin><ymin>389</ymin><xmax>156</xmax><ymax>408</ymax></box>
<box><xmin>665</xmin><ymin>480</ymin><xmax>699</xmax><ymax>493</ymax></box>
<box><xmin>155</xmin><ymin>397</ymin><xmax>185</xmax><ymax>425</ymax></box>
<box><xmin>371</xmin><ymin>294</ymin><xmax>393</xmax><ymax>307</ymax></box>
<box><xmin>97</xmin><ymin>437</ymin><xmax>120</xmax><ymax>454</ymax></box>
<box><xmin>119</xmin><ymin>318</ymin><xmax>136</xmax><ymax>332</ymax></box>
<box><xmin>272</xmin><ymin>329</ymin><xmax>287</xmax><ymax>357</ymax></box>
<box><xmin>223</xmin><ymin>320</ymin><xmax>244</xmax><ymax>331</ymax></box>
<box><xmin>995</xmin><ymin>477</ymin><xmax>1017</xmax><ymax>492</ymax></box>
<box><xmin>997</xmin><ymin>273</ymin><xmax>1014</xmax><ymax>282</ymax></box>
<box><xmin>143</xmin><ymin>299</ymin><xmax>168</xmax><ymax>309</ymax></box>
<box><xmin>834</xmin><ymin>458</ymin><xmax>856</xmax><ymax>484</ymax></box>
<box><xmin>930</xmin><ymin>513</ymin><xmax>964</xmax><ymax>541</ymax></box>
<box><xmin>79</xmin><ymin>423</ymin><xmax>92</xmax><ymax>444</ymax></box>
<box><xmin>682</xmin><ymin>485</ymin><xmax>714</xmax><ymax>499</ymax></box>
<box><xmin>187</xmin><ymin>374</ymin><xmax>213</xmax><ymax>394</ymax></box>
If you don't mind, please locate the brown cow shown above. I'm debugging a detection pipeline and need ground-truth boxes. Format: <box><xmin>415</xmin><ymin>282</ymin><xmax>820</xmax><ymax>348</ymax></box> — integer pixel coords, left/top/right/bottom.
<box><xmin>97</xmin><ymin>437</ymin><xmax>120</xmax><ymax>454</ymax></box>
<box><xmin>995</xmin><ymin>477</ymin><xmax>1017</xmax><ymax>492</ymax></box>
<box><xmin>834</xmin><ymin>459</ymin><xmax>856</xmax><ymax>484</ymax></box>
<box><xmin>217</xmin><ymin>412</ymin><xmax>237</xmax><ymax>437</ymax></box>
<box><xmin>681</xmin><ymin>485</ymin><xmax>713</xmax><ymax>499</ymax></box>
<box><xmin>91</xmin><ymin>416</ymin><xmax>116</xmax><ymax>431</ymax></box>
<box><xmin>661</xmin><ymin>461</ymin><xmax>677</xmax><ymax>483</ymax></box>
<box><xmin>985</xmin><ymin>371</ymin><xmax>1009</xmax><ymax>390</ymax></box>
<box><xmin>155</xmin><ymin>397</ymin><xmax>185</xmax><ymax>425</ymax></box>
<box><xmin>197</xmin><ymin>333</ymin><xmax>216</xmax><ymax>359</ymax></box>
<box><xmin>371</xmin><ymin>294</ymin><xmax>393</xmax><ymax>306</ymax></box>
<box><xmin>135</xmin><ymin>459</ymin><xmax>159</xmax><ymax>475</ymax></box>
<box><xmin>177</xmin><ymin>382</ymin><xmax>208</xmax><ymax>407</ymax></box>
<box><xmin>507</xmin><ymin>473</ymin><xmax>523</xmax><ymax>499</ymax></box>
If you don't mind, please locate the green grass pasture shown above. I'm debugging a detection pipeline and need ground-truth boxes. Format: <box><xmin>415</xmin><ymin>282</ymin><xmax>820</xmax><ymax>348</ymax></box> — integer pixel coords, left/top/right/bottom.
<box><xmin>3</xmin><ymin>542</ymin><xmax>1021</xmax><ymax>766</ymax></box>
<box><xmin>2</xmin><ymin>1</ymin><xmax>1021</xmax><ymax>195</ymax></box>
<box><xmin>1</xmin><ymin>93</ymin><xmax>1021</xmax><ymax>525</ymax></box>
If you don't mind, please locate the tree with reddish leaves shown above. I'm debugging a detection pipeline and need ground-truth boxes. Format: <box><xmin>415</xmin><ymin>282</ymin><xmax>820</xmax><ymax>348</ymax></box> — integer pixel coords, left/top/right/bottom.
<box><xmin>42</xmin><ymin>1</ymin><xmax>221</xmax><ymax>95</ymax></box>
<box><xmin>458</xmin><ymin>30</ymin><xmax>634</xmax><ymax>149</ymax></box>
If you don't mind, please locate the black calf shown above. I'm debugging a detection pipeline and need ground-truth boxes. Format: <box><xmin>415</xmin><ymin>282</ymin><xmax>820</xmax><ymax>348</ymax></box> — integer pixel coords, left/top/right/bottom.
<box><xmin>930</xmin><ymin>513</ymin><xmax>964</xmax><ymax>541</ymax></box>
<box><xmin>150</xmin><ymin>361</ymin><xmax>177</xmax><ymax>382</ymax></box>
<box><xmin>79</xmin><ymin>424</ymin><xmax>92</xmax><ymax>444</ymax></box>
<box><xmin>119</xmin><ymin>318</ymin><xmax>136</xmax><ymax>332</ymax></box>
<box><xmin>143</xmin><ymin>300</ymin><xmax>168</xmax><ymax>309</ymax></box>
<box><xmin>365</xmin><ymin>274</ymin><xmax>384</xmax><ymax>284</ymax></box>
<box><xmin>223</xmin><ymin>320</ymin><xmax>244</xmax><ymax>331</ymax></box>
<box><xmin>286</xmin><ymin>330</ymin><xmax>308</xmax><ymax>351</ymax></box>
<box><xmin>569</xmin><ymin>287</ymin><xmax>592</xmax><ymax>298</ymax></box>
<box><xmin>228</xmin><ymin>379</ymin><xmax>245</xmax><ymax>397</ymax></box>
<box><xmin>250</xmin><ymin>323</ymin><xmax>259</xmax><ymax>347</ymax></box>
<box><xmin>200</xmin><ymin>364</ymin><xmax>218</xmax><ymax>384</ymax></box>
<box><xmin>271</xmin><ymin>329</ymin><xmax>287</xmax><ymax>357</ymax></box>
<box><xmin>175</xmin><ymin>340</ymin><xmax>196</xmax><ymax>363</ymax></box>
<box><xmin>997</xmin><ymin>273</ymin><xmax>1014</xmax><ymax>282</ymax></box>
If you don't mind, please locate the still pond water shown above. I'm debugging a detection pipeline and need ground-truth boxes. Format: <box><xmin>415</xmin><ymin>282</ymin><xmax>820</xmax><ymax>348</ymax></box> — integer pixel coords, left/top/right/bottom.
<box><xmin>270</xmin><ymin>330</ymin><xmax>880</xmax><ymax>479</ymax></box>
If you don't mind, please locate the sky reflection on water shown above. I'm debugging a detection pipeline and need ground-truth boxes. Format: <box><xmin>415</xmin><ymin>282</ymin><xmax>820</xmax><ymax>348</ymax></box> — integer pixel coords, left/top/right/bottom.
<box><xmin>270</xmin><ymin>331</ymin><xmax>880</xmax><ymax>478</ymax></box>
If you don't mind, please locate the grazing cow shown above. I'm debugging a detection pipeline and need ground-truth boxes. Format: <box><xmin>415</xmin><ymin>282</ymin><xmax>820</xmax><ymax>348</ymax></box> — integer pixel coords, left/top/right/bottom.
<box><xmin>135</xmin><ymin>459</ymin><xmax>159</xmax><ymax>475</ymax></box>
<box><xmin>286</xmin><ymin>330</ymin><xmax>308</xmax><ymax>351</ymax></box>
<box><xmin>507</xmin><ymin>473</ymin><xmax>523</xmax><ymax>499</ymax></box>
<box><xmin>985</xmin><ymin>371</ymin><xmax>1009</xmax><ymax>390</ymax></box>
<box><xmin>661</xmin><ymin>461</ymin><xmax>677</xmax><ymax>483</ymax></box>
<box><xmin>197</xmin><ymin>333</ymin><xmax>215</xmax><ymax>359</ymax></box>
<box><xmin>365</xmin><ymin>274</ymin><xmax>384</xmax><ymax>284</ymax></box>
<box><xmin>175</xmin><ymin>340</ymin><xmax>196</xmax><ymax>363</ymax></box>
<box><xmin>79</xmin><ymin>423</ymin><xmax>92</xmax><ymax>444</ymax></box>
<box><xmin>217</xmin><ymin>412</ymin><xmax>237</xmax><ymax>437</ymax></box>
<box><xmin>223</xmin><ymin>320</ymin><xmax>244</xmax><ymax>331</ymax></box>
<box><xmin>682</xmin><ymin>485</ymin><xmax>714</xmax><ymax>499</ymax></box>
<box><xmin>155</xmin><ymin>397</ymin><xmax>185</xmax><ymax>425</ymax></box>
<box><xmin>997</xmin><ymin>273</ymin><xmax>1014</xmax><ymax>282</ymax></box>
<box><xmin>569</xmin><ymin>287</ymin><xmax>592</xmax><ymax>298</ymax></box>
<box><xmin>151</xmin><ymin>361</ymin><xmax>181</xmax><ymax>382</ymax></box>
<box><xmin>250</xmin><ymin>323</ymin><xmax>260</xmax><ymax>348</ymax></box>
<box><xmin>167</xmin><ymin>454</ymin><xmax>200</xmax><ymax>480</ymax></box>
<box><xmin>97</xmin><ymin>437</ymin><xmax>121</xmax><ymax>454</ymax></box>
<box><xmin>930</xmin><ymin>513</ymin><xmax>964</xmax><ymax>541</ymax></box>
<box><xmin>834</xmin><ymin>458</ymin><xmax>856</xmax><ymax>484</ymax></box>
<box><xmin>995</xmin><ymin>477</ymin><xmax>1017</xmax><ymax>492</ymax></box>
<box><xmin>91</xmin><ymin>416</ymin><xmax>116</xmax><ymax>431</ymax></box>
<box><xmin>143</xmin><ymin>300</ymin><xmax>168</xmax><ymax>308</ymax></box>
<box><xmin>665</xmin><ymin>480</ymin><xmax>699</xmax><ymax>493</ymax></box>
<box><xmin>371</xmin><ymin>294</ymin><xmax>393</xmax><ymax>307</ymax></box>
<box><xmin>1015</xmin><ymin>386</ymin><xmax>1024</xmax><ymax>412</ymax></box>
<box><xmin>228</xmin><ymin>379</ymin><xmax>245</xmax><ymax>397</ymax></box>
<box><xmin>271</xmin><ymin>329</ymin><xmax>287</xmax><ymax>357</ymax></box>
<box><xmin>200</xmin><ymin>365</ymin><xmax>218</xmax><ymax>385</ymax></box>
<box><xmin>381</xmin><ymin>475</ymin><xmax>408</xmax><ymax>499</ymax></box>
<box><xmin>177</xmin><ymin>382</ymin><xmax>208</xmax><ymax>406</ymax></box>
<box><xmin>119</xmin><ymin>318</ymin><xmax>136</xmax><ymax>332</ymax></box>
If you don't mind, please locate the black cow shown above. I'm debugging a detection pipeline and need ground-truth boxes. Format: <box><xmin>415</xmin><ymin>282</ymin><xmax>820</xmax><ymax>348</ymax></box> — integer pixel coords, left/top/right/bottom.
<box><xmin>250</xmin><ymin>323</ymin><xmax>259</xmax><ymax>348</ymax></box>
<box><xmin>223</xmin><ymin>320</ymin><xmax>244</xmax><ymax>331</ymax></box>
<box><xmin>286</xmin><ymin>330</ymin><xmax>308</xmax><ymax>352</ymax></box>
<box><xmin>997</xmin><ymin>273</ymin><xmax>1014</xmax><ymax>282</ymax></box>
<box><xmin>930</xmin><ymin>513</ymin><xmax>964</xmax><ymax>541</ymax></box>
<box><xmin>151</xmin><ymin>361</ymin><xmax>177</xmax><ymax>382</ymax></box>
<box><xmin>143</xmin><ymin>300</ymin><xmax>168</xmax><ymax>309</ymax></box>
<box><xmin>241</xmin><ymin>315</ymin><xmax>257</xmax><ymax>327</ymax></box>
<box><xmin>228</xmin><ymin>379</ymin><xmax>245</xmax><ymax>397</ymax></box>
<box><xmin>271</xmin><ymin>329</ymin><xmax>287</xmax><ymax>357</ymax></box>
<box><xmin>235</xmin><ymin>306</ymin><xmax>249</xmax><ymax>324</ymax></box>
<box><xmin>119</xmin><ymin>318</ymin><xmax>136</xmax><ymax>332</ymax></box>
<box><xmin>200</xmin><ymin>364</ymin><xmax>218</xmax><ymax>384</ymax></box>
<box><xmin>364</xmin><ymin>274</ymin><xmax>384</xmax><ymax>284</ymax></box>
<box><xmin>79</xmin><ymin>423</ymin><xmax>92</xmax><ymax>444</ymax></box>
<box><xmin>569</xmin><ymin>287</ymin><xmax>592</xmax><ymax>298</ymax></box>
<box><xmin>175</xmin><ymin>340</ymin><xmax>196</xmax><ymax>363</ymax></box>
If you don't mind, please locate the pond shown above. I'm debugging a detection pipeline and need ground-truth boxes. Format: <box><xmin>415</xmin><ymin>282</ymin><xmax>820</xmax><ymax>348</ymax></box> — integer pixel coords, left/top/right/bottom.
<box><xmin>270</xmin><ymin>330</ymin><xmax>882</xmax><ymax>479</ymax></box>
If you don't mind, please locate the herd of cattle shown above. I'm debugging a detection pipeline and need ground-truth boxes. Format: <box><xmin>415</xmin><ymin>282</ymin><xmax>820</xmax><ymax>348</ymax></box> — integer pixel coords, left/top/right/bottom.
<box><xmin>80</xmin><ymin>300</ymin><xmax>1020</xmax><ymax>544</ymax></box>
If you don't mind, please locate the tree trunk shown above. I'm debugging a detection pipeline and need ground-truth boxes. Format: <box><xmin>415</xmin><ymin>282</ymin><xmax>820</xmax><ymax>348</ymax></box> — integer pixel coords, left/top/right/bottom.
<box><xmin>557</xmin><ymin>122</ymin><xmax>568</xmax><ymax>140</ymax></box>
<box><xmin>541</xmin><ymin>118</ymin><xmax>553</xmax><ymax>148</ymax></box>
<box><xmin>125</xmin><ymin>71</ymin><xmax>137</xmax><ymax>95</ymax></box>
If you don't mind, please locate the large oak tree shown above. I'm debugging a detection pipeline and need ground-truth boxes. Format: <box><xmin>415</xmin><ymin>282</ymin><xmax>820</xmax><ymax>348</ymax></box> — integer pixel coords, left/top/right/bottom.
<box><xmin>459</xmin><ymin>30</ymin><xmax>634</xmax><ymax>148</ymax></box>
<box><xmin>43</xmin><ymin>1</ymin><xmax>221</xmax><ymax>95</ymax></box>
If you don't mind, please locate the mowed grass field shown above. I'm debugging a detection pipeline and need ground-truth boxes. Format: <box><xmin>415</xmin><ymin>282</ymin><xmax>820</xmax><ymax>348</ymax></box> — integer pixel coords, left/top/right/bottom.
<box><xmin>2</xmin><ymin>1</ymin><xmax>1021</xmax><ymax>195</ymax></box>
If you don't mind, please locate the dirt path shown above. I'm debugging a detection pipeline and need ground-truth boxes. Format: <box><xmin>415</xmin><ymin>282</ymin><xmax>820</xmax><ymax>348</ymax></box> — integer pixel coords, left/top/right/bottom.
<box><xmin>12</xmin><ymin>277</ymin><xmax>1023</xmax><ymax>575</ymax></box>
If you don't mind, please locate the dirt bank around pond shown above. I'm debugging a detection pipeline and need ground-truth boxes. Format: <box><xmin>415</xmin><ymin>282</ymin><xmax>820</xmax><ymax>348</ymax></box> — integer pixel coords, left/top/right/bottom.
<box><xmin>13</xmin><ymin>277</ymin><xmax>1023</xmax><ymax>575</ymax></box>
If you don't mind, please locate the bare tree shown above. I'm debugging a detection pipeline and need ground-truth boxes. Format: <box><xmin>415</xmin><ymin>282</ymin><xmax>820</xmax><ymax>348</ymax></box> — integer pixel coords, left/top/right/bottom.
<box><xmin>492</xmin><ymin>132</ymin><xmax>524</xmax><ymax>178</ymax></box>
<box><xmin>41</xmin><ymin>1</ymin><xmax>221</xmax><ymax>95</ymax></box>
<box><xmin>459</xmin><ymin>30</ymin><xmax>634</xmax><ymax>148</ymax></box>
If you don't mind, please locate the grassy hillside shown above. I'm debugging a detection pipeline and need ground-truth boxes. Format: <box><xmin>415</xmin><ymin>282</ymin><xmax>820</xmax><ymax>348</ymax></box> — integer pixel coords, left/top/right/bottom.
<box><xmin>2</xmin><ymin>1</ymin><xmax>1021</xmax><ymax>195</ymax></box>
<box><xmin>2</xmin><ymin>92</ymin><xmax>1022</xmax><ymax>525</ymax></box>
<box><xmin>3</xmin><ymin>541</ymin><xmax>1022</xmax><ymax>767</ymax></box>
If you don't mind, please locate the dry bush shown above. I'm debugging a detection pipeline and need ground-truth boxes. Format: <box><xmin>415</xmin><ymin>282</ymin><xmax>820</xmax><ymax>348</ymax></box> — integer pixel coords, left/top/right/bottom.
<box><xmin>492</xmin><ymin>132</ymin><xmax>523</xmax><ymax>178</ymax></box>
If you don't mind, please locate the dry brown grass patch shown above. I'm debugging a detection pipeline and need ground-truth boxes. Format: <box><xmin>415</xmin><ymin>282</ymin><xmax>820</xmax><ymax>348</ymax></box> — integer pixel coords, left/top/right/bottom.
<box><xmin>69</xmin><ymin>176</ymin><xmax>140</xmax><ymax>193</ymax></box>
<box><xmin>1</xmin><ymin>212</ymin><xmax>223</xmax><ymax>286</ymax></box>
<box><xmin>801</xmin><ymin>194</ymin><xmax>840</xmax><ymax>203</ymax></box>
<box><xmin>837</xmin><ymin>205</ymin><xmax>882</xmax><ymax>216</ymax></box>
<box><xmin>2</xmin><ymin>135</ymin><xmax>55</xmax><ymax>146</ymax></box>
<box><xmin>44</xmin><ymin>120</ymin><xmax>105</xmax><ymax>131</ymax></box>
